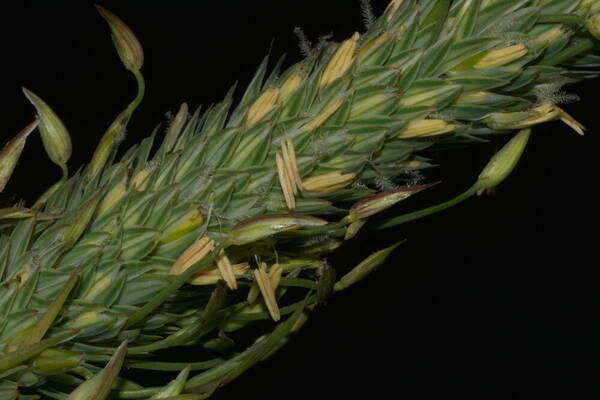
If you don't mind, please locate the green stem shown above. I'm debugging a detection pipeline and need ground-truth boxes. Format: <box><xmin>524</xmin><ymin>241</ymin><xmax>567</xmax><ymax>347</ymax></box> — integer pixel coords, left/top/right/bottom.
<box><xmin>277</xmin><ymin>222</ymin><xmax>347</xmax><ymax>239</ymax></box>
<box><xmin>126</xmin><ymin>358</ymin><xmax>226</xmax><ymax>372</ymax></box>
<box><xmin>126</xmin><ymin>307</ymin><xmax>230</xmax><ymax>355</ymax></box>
<box><xmin>115</xmin><ymin>387</ymin><xmax>162</xmax><ymax>399</ymax></box>
<box><xmin>183</xmin><ymin>358</ymin><xmax>241</xmax><ymax>390</ymax></box>
<box><xmin>126</xmin><ymin>69</ymin><xmax>145</xmax><ymax>119</ymax></box>
<box><xmin>32</xmin><ymin>163</ymin><xmax>69</xmax><ymax>208</ymax></box>
<box><xmin>87</xmin><ymin>68</ymin><xmax>145</xmax><ymax>180</ymax></box>
<box><xmin>60</xmin><ymin>162</ymin><xmax>69</xmax><ymax>182</ymax></box>
<box><xmin>224</xmin><ymin>294</ymin><xmax>317</xmax><ymax>322</ymax></box>
<box><xmin>370</xmin><ymin>185</ymin><xmax>479</xmax><ymax>230</ymax></box>
<box><xmin>126</xmin><ymin>324</ymin><xmax>205</xmax><ymax>355</ymax></box>
<box><xmin>71</xmin><ymin>366</ymin><xmax>94</xmax><ymax>380</ymax></box>
<box><xmin>537</xmin><ymin>14</ymin><xmax>583</xmax><ymax>25</ymax></box>
<box><xmin>0</xmin><ymin>330</ymin><xmax>77</xmax><ymax>373</ymax></box>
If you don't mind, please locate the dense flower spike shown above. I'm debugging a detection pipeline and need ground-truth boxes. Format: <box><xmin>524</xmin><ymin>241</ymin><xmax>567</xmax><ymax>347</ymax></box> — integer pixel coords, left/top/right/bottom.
<box><xmin>1</xmin><ymin>1</ymin><xmax>598</xmax><ymax>398</ymax></box>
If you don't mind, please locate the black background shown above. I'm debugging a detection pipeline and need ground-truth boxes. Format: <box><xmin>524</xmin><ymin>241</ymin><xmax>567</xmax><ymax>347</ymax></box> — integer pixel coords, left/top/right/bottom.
<box><xmin>1</xmin><ymin>1</ymin><xmax>597</xmax><ymax>399</ymax></box>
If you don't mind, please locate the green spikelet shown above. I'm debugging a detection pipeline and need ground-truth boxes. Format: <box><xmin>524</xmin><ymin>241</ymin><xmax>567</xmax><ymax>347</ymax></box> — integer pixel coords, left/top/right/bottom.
<box><xmin>1</xmin><ymin>1</ymin><xmax>599</xmax><ymax>398</ymax></box>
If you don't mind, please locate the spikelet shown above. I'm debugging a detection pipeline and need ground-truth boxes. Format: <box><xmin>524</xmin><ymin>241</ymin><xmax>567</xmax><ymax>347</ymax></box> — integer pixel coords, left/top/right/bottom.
<box><xmin>319</xmin><ymin>32</ymin><xmax>360</xmax><ymax>87</ymax></box>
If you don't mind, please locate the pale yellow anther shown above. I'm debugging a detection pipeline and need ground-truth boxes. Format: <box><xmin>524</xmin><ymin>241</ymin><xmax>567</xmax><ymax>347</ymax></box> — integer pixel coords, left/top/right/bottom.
<box><xmin>398</xmin><ymin>119</ymin><xmax>455</xmax><ymax>138</ymax></box>
<box><xmin>276</xmin><ymin>152</ymin><xmax>296</xmax><ymax>210</ymax></box>
<box><xmin>254</xmin><ymin>262</ymin><xmax>281</xmax><ymax>321</ymax></box>
<box><xmin>488</xmin><ymin>104</ymin><xmax>585</xmax><ymax>135</ymax></box>
<box><xmin>276</xmin><ymin>138</ymin><xmax>303</xmax><ymax>210</ymax></box>
<box><xmin>169</xmin><ymin>237</ymin><xmax>214</xmax><ymax>275</ymax></box>
<box><xmin>269</xmin><ymin>263</ymin><xmax>283</xmax><ymax>290</ymax></box>
<box><xmin>302</xmin><ymin>171</ymin><xmax>356</xmax><ymax>193</ymax></box>
<box><xmin>245</xmin><ymin>88</ymin><xmax>280</xmax><ymax>127</ymax></box>
<box><xmin>284</xmin><ymin>137</ymin><xmax>302</xmax><ymax>193</ymax></box>
<box><xmin>247</xmin><ymin>263</ymin><xmax>282</xmax><ymax>304</ymax></box>
<box><xmin>508</xmin><ymin>104</ymin><xmax>560</xmax><ymax>129</ymax></box>
<box><xmin>320</xmin><ymin>32</ymin><xmax>360</xmax><ymax>87</ymax></box>
<box><xmin>303</xmin><ymin>97</ymin><xmax>345</xmax><ymax>132</ymax></box>
<box><xmin>216</xmin><ymin>250</ymin><xmax>238</xmax><ymax>290</ymax></box>
<box><xmin>474</xmin><ymin>44</ymin><xmax>528</xmax><ymax>69</ymax></box>
<box><xmin>487</xmin><ymin>104</ymin><xmax>563</xmax><ymax>131</ymax></box>
<box><xmin>170</xmin><ymin>236</ymin><xmax>241</xmax><ymax>288</ymax></box>
<box><xmin>558</xmin><ymin>107</ymin><xmax>585</xmax><ymax>136</ymax></box>
<box><xmin>189</xmin><ymin>262</ymin><xmax>249</xmax><ymax>286</ymax></box>
<box><xmin>246</xmin><ymin>281</ymin><xmax>260</xmax><ymax>304</ymax></box>
<box><xmin>385</xmin><ymin>0</ymin><xmax>403</xmax><ymax>21</ymax></box>
<box><xmin>279</xmin><ymin>73</ymin><xmax>302</xmax><ymax>100</ymax></box>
